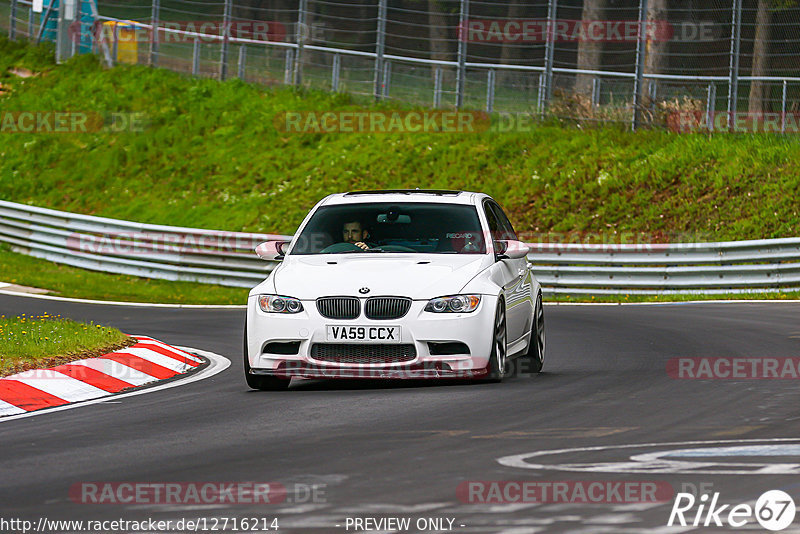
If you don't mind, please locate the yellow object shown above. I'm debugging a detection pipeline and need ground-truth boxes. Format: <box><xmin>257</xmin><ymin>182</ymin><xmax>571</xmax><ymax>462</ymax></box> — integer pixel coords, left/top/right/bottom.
<box><xmin>102</xmin><ymin>20</ymin><xmax>139</xmax><ymax>64</ymax></box>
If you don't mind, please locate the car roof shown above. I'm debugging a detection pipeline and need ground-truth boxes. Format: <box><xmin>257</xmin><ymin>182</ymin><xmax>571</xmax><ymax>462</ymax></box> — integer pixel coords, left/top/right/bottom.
<box><xmin>320</xmin><ymin>190</ymin><xmax>488</xmax><ymax>206</ymax></box>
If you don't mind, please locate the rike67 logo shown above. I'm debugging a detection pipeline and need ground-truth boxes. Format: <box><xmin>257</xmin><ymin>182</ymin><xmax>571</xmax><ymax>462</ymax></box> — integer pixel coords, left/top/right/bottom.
<box><xmin>668</xmin><ymin>490</ymin><xmax>796</xmax><ymax>531</ymax></box>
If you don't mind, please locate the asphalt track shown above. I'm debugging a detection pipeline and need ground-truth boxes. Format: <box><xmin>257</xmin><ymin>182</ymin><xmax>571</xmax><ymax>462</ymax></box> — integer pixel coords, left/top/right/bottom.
<box><xmin>1</xmin><ymin>293</ymin><xmax>799</xmax><ymax>533</ymax></box>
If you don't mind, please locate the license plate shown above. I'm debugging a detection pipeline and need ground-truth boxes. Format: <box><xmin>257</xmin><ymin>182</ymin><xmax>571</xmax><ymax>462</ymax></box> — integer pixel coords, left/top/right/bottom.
<box><xmin>326</xmin><ymin>325</ymin><xmax>401</xmax><ymax>343</ymax></box>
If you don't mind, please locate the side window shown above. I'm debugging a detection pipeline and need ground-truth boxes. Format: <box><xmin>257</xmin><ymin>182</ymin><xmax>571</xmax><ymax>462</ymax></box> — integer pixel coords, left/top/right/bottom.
<box><xmin>483</xmin><ymin>202</ymin><xmax>502</xmax><ymax>242</ymax></box>
<box><xmin>489</xmin><ymin>202</ymin><xmax>517</xmax><ymax>241</ymax></box>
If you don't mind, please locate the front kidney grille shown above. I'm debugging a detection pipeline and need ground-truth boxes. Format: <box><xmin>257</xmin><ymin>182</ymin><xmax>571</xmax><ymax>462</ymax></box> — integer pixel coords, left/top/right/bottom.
<box><xmin>316</xmin><ymin>297</ymin><xmax>360</xmax><ymax>319</ymax></box>
<box><xmin>310</xmin><ymin>343</ymin><xmax>417</xmax><ymax>364</ymax></box>
<box><xmin>364</xmin><ymin>297</ymin><xmax>412</xmax><ymax>320</ymax></box>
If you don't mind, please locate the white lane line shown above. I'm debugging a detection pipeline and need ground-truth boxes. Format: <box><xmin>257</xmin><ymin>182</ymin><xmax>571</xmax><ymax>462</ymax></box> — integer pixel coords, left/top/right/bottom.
<box><xmin>117</xmin><ymin>347</ymin><xmax>194</xmax><ymax>373</ymax></box>
<box><xmin>0</xmin><ymin>347</ymin><xmax>230</xmax><ymax>423</ymax></box>
<box><xmin>2</xmin><ymin>370</ymin><xmax>109</xmax><ymax>402</ymax></box>
<box><xmin>0</xmin><ymin>398</ymin><xmax>27</xmax><ymax>416</ymax></box>
<box><xmin>0</xmin><ymin>289</ymin><xmax>246</xmax><ymax>309</ymax></box>
<box><xmin>66</xmin><ymin>358</ymin><xmax>158</xmax><ymax>386</ymax></box>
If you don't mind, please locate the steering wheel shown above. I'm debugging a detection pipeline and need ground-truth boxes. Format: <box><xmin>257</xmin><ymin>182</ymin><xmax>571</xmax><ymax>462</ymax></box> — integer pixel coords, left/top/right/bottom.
<box><xmin>320</xmin><ymin>242</ymin><xmax>365</xmax><ymax>254</ymax></box>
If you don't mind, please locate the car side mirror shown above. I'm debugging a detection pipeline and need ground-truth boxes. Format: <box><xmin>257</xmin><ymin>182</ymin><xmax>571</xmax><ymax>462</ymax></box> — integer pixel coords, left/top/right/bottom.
<box><xmin>255</xmin><ymin>240</ymin><xmax>290</xmax><ymax>261</ymax></box>
<box><xmin>494</xmin><ymin>240</ymin><xmax>529</xmax><ymax>260</ymax></box>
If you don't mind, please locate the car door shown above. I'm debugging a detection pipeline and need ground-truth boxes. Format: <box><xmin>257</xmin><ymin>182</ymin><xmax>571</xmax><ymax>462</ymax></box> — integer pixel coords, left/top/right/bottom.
<box><xmin>484</xmin><ymin>200</ymin><xmax>531</xmax><ymax>345</ymax></box>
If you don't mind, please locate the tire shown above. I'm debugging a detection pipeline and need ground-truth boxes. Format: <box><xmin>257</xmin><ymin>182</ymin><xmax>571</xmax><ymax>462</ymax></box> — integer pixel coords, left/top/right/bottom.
<box><xmin>520</xmin><ymin>292</ymin><xmax>545</xmax><ymax>374</ymax></box>
<box><xmin>244</xmin><ymin>323</ymin><xmax>290</xmax><ymax>391</ymax></box>
<box><xmin>486</xmin><ymin>300</ymin><xmax>508</xmax><ymax>382</ymax></box>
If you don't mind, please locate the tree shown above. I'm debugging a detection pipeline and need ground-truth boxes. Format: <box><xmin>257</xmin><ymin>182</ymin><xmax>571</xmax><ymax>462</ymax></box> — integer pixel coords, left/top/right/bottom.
<box><xmin>644</xmin><ymin>0</ymin><xmax>668</xmax><ymax>102</ymax></box>
<box><xmin>575</xmin><ymin>0</ymin><xmax>606</xmax><ymax>96</ymax></box>
<box><xmin>747</xmin><ymin>0</ymin><xmax>797</xmax><ymax>113</ymax></box>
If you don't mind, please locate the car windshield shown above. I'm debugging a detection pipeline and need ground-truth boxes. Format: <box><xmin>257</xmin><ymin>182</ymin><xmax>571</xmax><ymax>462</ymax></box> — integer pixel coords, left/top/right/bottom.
<box><xmin>290</xmin><ymin>202</ymin><xmax>487</xmax><ymax>255</ymax></box>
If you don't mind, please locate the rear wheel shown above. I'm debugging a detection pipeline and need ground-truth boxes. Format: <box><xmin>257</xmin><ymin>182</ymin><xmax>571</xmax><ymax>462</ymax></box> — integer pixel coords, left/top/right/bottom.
<box><xmin>244</xmin><ymin>324</ymin><xmax>290</xmax><ymax>391</ymax></box>
<box><xmin>486</xmin><ymin>301</ymin><xmax>508</xmax><ymax>381</ymax></box>
<box><xmin>521</xmin><ymin>293</ymin><xmax>545</xmax><ymax>374</ymax></box>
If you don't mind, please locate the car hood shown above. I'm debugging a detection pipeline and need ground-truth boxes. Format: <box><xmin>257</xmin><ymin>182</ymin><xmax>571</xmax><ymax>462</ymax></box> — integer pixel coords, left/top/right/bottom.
<box><xmin>271</xmin><ymin>254</ymin><xmax>491</xmax><ymax>300</ymax></box>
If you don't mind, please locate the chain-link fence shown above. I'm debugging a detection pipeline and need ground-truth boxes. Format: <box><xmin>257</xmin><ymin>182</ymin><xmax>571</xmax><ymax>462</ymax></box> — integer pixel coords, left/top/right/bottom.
<box><xmin>4</xmin><ymin>0</ymin><xmax>800</xmax><ymax>130</ymax></box>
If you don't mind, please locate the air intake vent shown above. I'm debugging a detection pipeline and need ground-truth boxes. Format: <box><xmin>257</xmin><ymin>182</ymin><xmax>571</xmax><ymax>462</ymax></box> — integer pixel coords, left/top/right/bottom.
<box><xmin>364</xmin><ymin>297</ymin><xmax>412</xmax><ymax>320</ymax></box>
<box><xmin>311</xmin><ymin>344</ymin><xmax>417</xmax><ymax>364</ymax></box>
<box><xmin>316</xmin><ymin>297</ymin><xmax>360</xmax><ymax>319</ymax></box>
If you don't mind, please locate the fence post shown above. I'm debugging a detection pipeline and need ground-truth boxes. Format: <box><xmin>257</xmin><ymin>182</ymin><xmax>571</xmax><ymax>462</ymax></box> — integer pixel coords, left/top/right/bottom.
<box><xmin>706</xmin><ymin>83</ymin><xmax>716</xmax><ymax>131</ymax></box>
<box><xmin>382</xmin><ymin>60</ymin><xmax>391</xmax><ymax>99</ymax></box>
<box><xmin>455</xmin><ymin>0</ymin><xmax>469</xmax><ymax>108</ymax></box>
<box><xmin>591</xmin><ymin>77</ymin><xmax>600</xmax><ymax>108</ymax></box>
<box><xmin>192</xmin><ymin>38</ymin><xmax>200</xmax><ymax>76</ymax></box>
<box><xmin>284</xmin><ymin>48</ymin><xmax>294</xmax><ymax>85</ymax></box>
<box><xmin>542</xmin><ymin>0</ymin><xmax>557</xmax><ymax>114</ymax></box>
<box><xmin>632</xmin><ymin>0</ymin><xmax>649</xmax><ymax>131</ymax></box>
<box><xmin>433</xmin><ymin>66</ymin><xmax>442</xmax><ymax>108</ymax></box>
<box><xmin>781</xmin><ymin>80</ymin><xmax>788</xmax><ymax>134</ymax></box>
<box><xmin>149</xmin><ymin>0</ymin><xmax>160</xmax><ymax>66</ymax></box>
<box><xmin>374</xmin><ymin>0</ymin><xmax>387</xmax><ymax>100</ymax></box>
<box><xmin>28</xmin><ymin>6</ymin><xmax>34</xmax><ymax>39</ymax></box>
<box><xmin>111</xmin><ymin>23</ymin><xmax>119</xmax><ymax>67</ymax></box>
<box><xmin>332</xmin><ymin>53</ymin><xmax>340</xmax><ymax>92</ymax></box>
<box><xmin>486</xmin><ymin>69</ymin><xmax>495</xmax><ymax>113</ymax></box>
<box><xmin>220</xmin><ymin>0</ymin><xmax>232</xmax><ymax>80</ymax></box>
<box><xmin>237</xmin><ymin>45</ymin><xmax>247</xmax><ymax>80</ymax></box>
<box><xmin>294</xmin><ymin>0</ymin><xmax>307</xmax><ymax>86</ymax></box>
<box><xmin>9</xmin><ymin>0</ymin><xmax>17</xmax><ymax>40</ymax></box>
<box><xmin>727</xmin><ymin>0</ymin><xmax>742</xmax><ymax>129</ymax></box>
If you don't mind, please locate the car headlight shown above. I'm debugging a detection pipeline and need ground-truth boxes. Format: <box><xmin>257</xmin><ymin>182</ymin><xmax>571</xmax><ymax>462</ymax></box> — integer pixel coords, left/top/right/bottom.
<box><xmin>425</xmin><ymin>295</ymin><xmax>481</xmax><ymax>313</ymax></box>
<box><xmin>258</xmin><ymin>295</ymin><xmax>304</xmax><ymax>314</ymax></box>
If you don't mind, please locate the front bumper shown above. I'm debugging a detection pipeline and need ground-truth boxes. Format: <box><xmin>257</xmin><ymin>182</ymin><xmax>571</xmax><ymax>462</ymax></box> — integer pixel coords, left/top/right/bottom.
<box><xmin>245</xmin><ymin>295</ymin><xmax>498</xmax><ymax>379</ymax></box>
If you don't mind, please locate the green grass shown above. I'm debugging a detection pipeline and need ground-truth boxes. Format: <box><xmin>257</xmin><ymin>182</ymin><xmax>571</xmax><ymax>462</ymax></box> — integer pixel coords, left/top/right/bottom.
<box><xmin>1</xmin><ymin>37</ymin><xmax>798</xmax><ymax>241</ymax></box>
<box><xmin>0</xmin><ymin>312</ymin><xmax>131</xmax><ymax>376</ymax></box>
<box><xmin>1</xmin><ymin>37</ymin><xmax>800</xmax><ymax>304</ymax></box>
<box><xmin>0</xmin><ymin>247</ymin><xmax>248</xmax><ymax>304</ymax></box>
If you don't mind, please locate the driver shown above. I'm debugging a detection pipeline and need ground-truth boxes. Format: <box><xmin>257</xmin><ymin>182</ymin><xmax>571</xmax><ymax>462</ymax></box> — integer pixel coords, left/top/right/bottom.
<box><xmin>342</xmin><ymin>220</ymin><xmax>370</xmax><ymax>250</ymax></box>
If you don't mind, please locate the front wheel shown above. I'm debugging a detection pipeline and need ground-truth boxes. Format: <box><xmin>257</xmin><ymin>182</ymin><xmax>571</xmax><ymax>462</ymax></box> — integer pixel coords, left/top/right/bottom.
<box><xmin>486</xmin><ymin>301</ymin><xmax>508</xmax><ymax>382</ymax></box>
<box><xmin>521</xmin><ymin>293</ymin><xmax>545</xmax><ymax>374</ymax></box>
<box><xmin>244</xmin><ymin>324</ymin><xmax>290</xmax><ymax>391</ymax></box>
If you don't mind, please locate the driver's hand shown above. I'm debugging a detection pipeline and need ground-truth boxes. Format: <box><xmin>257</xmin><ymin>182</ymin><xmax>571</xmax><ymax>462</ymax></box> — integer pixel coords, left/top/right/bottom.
<box><xmin>355</xmin><ymin>242</ymin><xmax>369</xmax><ymax>250</ymax></box>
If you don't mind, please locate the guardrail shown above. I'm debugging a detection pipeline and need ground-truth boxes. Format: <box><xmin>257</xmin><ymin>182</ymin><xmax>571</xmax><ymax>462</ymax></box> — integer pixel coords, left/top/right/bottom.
<box><xmin>1</xmin><ymin>200</ymin><xmax>798</xmax><ymax>295</ymax></box>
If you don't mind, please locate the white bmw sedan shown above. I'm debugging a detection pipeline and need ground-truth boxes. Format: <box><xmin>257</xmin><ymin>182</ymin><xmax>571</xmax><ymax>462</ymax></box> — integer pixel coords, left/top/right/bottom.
<box><xmin>244</xmin><ymin>190</ymin><xmax>545</xmax><ymax>390</ymax></box>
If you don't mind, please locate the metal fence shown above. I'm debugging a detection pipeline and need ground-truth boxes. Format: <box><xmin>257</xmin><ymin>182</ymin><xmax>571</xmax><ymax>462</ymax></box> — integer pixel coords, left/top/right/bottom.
<box><xmin>4</xmin><ymin>0</ymin><xmax>800</xmax><ymax>130</ymax></box>
<box><xmin>1</xmin><ymin>200</ymin><xmax>799</xmax><ymax>295</ymax></box>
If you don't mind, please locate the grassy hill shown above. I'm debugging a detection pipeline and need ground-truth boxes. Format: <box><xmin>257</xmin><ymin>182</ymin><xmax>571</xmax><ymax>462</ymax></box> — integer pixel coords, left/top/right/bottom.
<box><xmin>1</xmin><ymin>36</ymin><xmax>799</xmax><ymax>244</ymax></box>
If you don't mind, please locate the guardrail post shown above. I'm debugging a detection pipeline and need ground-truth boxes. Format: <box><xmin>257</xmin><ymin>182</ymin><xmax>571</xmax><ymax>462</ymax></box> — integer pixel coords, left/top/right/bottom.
<box><xmin>632</xmin><ymin>0</ymin><xmax>648</xmax><ymax>131</ymax></box>
<box><xmin>727</xmin><ymin>0</ymin><xmax>742</xmax><ymax>129</ymax></box>
<box><xmin>373</xmin><ymin>0</ymin><xmax>387</xmax><ymax>100</ymax></box>
<box><xmin>382</xmin><ymin>60</ymin><xmax>391</xmax><ymax>99</ymax></box>
<box><xmin>294</xmin><ymin>0</ymin><xmax>307</xmax><ymax>86</ymax></box>
<box><xmin>433</xmin><ymin>66</ymin><xmax>442</xmax><ymax>108</ymax></box>
<box><xmin>781</xmin><ymin>80</ymin><xmax>788</xmax><ymax>134</ymax></box>
<box><xmin>284</xmin><ymin>48</ymin><xmax>294</xmax><ymax>85</ymax></box>
<box><xmin>486</xmin><ymin>69</ymin><xmax>495</xmax><ymax>112</ymax></box>
<box><xmin>237</xmin><ymin>45</ymin><xmax>247</xmax><ymax>80</ymax></box>
<box><xmin>149</xmin><ymin>0</ymin><xmax>160</xmax><ymax>66</ymax></box>
<box><xmin>542</xmin><ymin>0</ymin><xmax>557</xmax><ymax>114</ymax></box>
<box><xmin>9</xmin><ymin>0</ymin><xmax>17</xmax><ymax>40</ymax></box>
<box><xmin>332</xmin><ymin>53</ymin><xmax>340</xmax><ymax>92</ymax></box>
<box><xmin>706</xmin><ymin>82</ymin><xmax>716</xmax><ymax>131</ymax></box>
<box><xmin>192</xmin><ymin>38</ymin><xmax>200</xmax><ymax>76</ymax></box>
<box><xmin>219</xmin><ymin>0</ymin><xmax>232</xmax><ymax>80</ymax></box>
<box><xmin>455</xmin><ymin>0</ymin><xmax>469</xmax><ymax>108</ymax></box>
